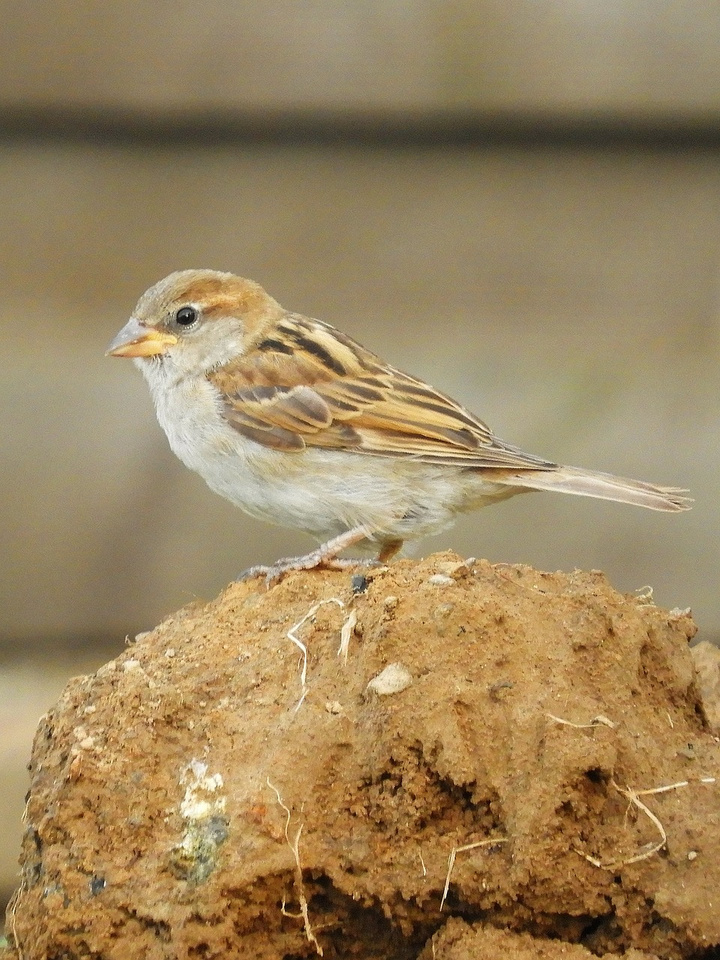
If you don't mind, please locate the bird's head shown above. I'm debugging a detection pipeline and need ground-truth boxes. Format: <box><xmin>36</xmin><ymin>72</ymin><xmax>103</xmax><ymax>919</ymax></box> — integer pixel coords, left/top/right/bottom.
<box><xmin>107</xmin><ymin>269</ymin><xmax>283</xmax><ymax>376</ymax></box>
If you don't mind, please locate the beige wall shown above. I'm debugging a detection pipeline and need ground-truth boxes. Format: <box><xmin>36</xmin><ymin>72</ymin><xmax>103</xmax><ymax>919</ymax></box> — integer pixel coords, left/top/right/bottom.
<box><xmin>3</xmin><ymin>1</ymin><xmax>720</xmax><ymax>118</ymax></box>
<box><xmin>2</xmin><ymin>0</ymin><xmax>719</xmax><ymax>910</ymax></box>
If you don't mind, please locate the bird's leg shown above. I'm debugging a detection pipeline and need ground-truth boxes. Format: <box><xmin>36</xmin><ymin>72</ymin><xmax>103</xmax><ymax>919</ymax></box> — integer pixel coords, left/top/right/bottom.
<box><xmin>377</xmin><ymin>539</ymin><xmax>403</xmax><ymax>563</ymax></box>
<box><xmin>237</xmin><ymin>525</ymin><xmax>378</xmax><ymax>585</ymax></box>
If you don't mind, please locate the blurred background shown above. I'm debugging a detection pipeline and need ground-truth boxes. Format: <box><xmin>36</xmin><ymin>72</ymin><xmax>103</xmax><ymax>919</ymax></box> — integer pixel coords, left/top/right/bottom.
<box><xmin>1</xmin><ymin>0</ymin><xmax>719</xmax><ymax>916</ymax></box>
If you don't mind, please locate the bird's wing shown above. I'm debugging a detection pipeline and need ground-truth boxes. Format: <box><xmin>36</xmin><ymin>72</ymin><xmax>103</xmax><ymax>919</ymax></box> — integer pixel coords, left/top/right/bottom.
<box><xmin>209</xmin><ymin>314</ymin><xmax>555</xmax><ymax>470</ymax></box>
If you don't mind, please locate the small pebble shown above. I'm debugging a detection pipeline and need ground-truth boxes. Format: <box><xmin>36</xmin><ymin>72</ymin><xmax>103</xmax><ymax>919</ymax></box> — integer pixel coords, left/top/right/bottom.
<box><xmin>351</xmin><ymin>574</ymin><xmax>369</xmax><ymax>595</ymax></box>
<box><xmin>366</xmin><ymin>662</ymin><xmax>413</xmax><ymax>696</ymax></box>
<box><xmin>89</xmin><ymin>876</ymin><xmax>106</xmax><ymax>896</ymax></box>
<box><xmin>428</xmin><ymin>574</ymin><xmax>455</xmax><ymax>586</ymax></box>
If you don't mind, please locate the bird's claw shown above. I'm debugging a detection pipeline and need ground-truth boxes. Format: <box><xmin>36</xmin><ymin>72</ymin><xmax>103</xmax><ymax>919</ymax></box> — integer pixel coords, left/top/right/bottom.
<box><xmin>236</xmin><ymin>526</ymin><xmax>384</xmax><ymax>586</ymax></box>
<box><xmin>236</xmin><ymin>554</ymin><xmax>381</xmax><ymax>587</ymax></box>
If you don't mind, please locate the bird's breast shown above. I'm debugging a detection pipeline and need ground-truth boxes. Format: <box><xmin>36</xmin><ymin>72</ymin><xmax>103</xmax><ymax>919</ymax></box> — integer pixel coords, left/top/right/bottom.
<box><xmin>148</xmin><ymin>374</ymin><xmax>233</xmax><ymax>467</ymax></box>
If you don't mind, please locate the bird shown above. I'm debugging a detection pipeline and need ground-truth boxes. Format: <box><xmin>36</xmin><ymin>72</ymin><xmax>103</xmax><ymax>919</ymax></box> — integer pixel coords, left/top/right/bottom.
<box><xmin>107</xmin><ymin>269</ymin><xmax>691</xmax><ymax>581</ymax></box>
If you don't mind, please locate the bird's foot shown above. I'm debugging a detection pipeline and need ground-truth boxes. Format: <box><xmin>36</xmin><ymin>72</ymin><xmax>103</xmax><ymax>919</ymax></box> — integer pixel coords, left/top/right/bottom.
<box><xmin>237</xmin><ymin>526</ymin><xmax>381</xmax><ymax>586</ymax></box>
<box><xmin>237</xmin><ymin>554</ymin><xmax>381</xmax><ymax>586</ymax></box>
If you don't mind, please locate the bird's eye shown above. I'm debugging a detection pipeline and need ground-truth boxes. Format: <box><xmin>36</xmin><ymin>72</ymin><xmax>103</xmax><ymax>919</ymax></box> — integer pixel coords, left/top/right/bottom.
<box><xmin>174</xmin><ymin>306</ymin><xmax>199</xmax><ymax>326</ymax></box>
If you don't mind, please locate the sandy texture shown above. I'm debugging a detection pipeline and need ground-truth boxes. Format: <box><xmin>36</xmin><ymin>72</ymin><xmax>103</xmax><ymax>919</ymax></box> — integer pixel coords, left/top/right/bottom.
<box><xmin>5</xmin><ymin>553</ymin><xmax>719</xmax><ymax>959</ymax></box>
<box><xmin>419</xmin><ymin>919</ymin><xmax>661</xmax><ymax>959</ymax></box>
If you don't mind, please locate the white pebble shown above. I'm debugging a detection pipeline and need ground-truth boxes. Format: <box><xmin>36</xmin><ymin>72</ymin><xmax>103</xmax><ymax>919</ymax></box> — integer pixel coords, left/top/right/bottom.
<box><xmin>366</xmin><ymin>663</ymin><xmax>413</xmax><ymax>696</ymax></box>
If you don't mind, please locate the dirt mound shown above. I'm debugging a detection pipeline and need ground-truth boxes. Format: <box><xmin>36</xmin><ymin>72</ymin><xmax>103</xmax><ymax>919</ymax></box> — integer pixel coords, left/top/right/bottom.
<box><xmin>5</xmin><ymin>553</ymin><xmax>719</xmax><ymax>959</ymax></box>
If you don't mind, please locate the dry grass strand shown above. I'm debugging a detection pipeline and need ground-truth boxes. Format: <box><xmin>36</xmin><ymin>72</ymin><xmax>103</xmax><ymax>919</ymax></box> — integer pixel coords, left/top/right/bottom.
<box><xmin>440</xmin><ymin>837</ymin><xmax>509</xmax><ymax>910</ymax></box>
<box><xmin>576</xmin><ymin>777</ymin><xmax>716</xmax><ymax>869</ymax></box>
<box><xmin>266</xmin><ymin>778</ymin><xmax>323</xmax><ymax>956</ymax></box>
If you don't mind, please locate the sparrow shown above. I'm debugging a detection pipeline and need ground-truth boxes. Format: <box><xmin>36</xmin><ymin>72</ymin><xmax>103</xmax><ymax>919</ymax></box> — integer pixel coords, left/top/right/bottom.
<box><xmin>107</xmin><ymin>269</ymin><xmax>691</xmax><ymax>580</ymax></box>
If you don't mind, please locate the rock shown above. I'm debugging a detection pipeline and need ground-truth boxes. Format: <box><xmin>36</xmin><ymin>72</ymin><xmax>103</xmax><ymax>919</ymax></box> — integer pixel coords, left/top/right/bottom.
<box><xmin>690</xmin><ymin>640</ymin><xmax>720</xmax><ymax>732</ymax></box>
<box><xmin>365</xmin><ymin>662</ymin><xmax>413</xmax><ymax>696</ymax></box>
<box><xmin>5</xmin><ymin>553</ymin><xmax>719</xmax><ymax>960</ymax></box>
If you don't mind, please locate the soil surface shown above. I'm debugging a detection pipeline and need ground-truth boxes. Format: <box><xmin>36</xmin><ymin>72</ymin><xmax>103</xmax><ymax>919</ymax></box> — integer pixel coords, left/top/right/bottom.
<box><xmin>5</xmin><ymin>553</ymin><xmax>719</xmax><ymax>959</ymax></box>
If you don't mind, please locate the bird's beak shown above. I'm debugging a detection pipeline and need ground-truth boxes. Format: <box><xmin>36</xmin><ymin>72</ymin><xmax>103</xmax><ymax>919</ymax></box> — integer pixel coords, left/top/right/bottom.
<box><xmin>106</xmin><ymin>318</ymin><xmax>179</xmax><ymax>358</ymax></box>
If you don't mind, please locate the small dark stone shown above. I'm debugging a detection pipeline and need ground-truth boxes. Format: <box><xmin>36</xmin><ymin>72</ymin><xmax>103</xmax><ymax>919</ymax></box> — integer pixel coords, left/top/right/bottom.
<box><xmin>351</xmin><ymin>574</ymin><xmax>369</xmax><ymax>595</ymax></box>
<box><xmin>90</xmin><ymin>875</ymin><xmax>106</xmax><ymax>896</ymax></box>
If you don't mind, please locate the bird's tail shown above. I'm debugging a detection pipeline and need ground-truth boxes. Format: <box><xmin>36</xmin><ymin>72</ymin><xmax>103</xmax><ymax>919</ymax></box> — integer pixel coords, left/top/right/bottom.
<box><xmin>499</xmin><ymin>465</ymin><xmax>691</xmax><ymax>512</ymax></box>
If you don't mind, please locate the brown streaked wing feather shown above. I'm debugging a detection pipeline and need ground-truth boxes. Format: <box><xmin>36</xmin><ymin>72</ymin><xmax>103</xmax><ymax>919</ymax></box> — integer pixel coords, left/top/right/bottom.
<box><xmin>210</xmin><ymin>316</ymin><xmax>556</xmax><ymax>470</ymax></box>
